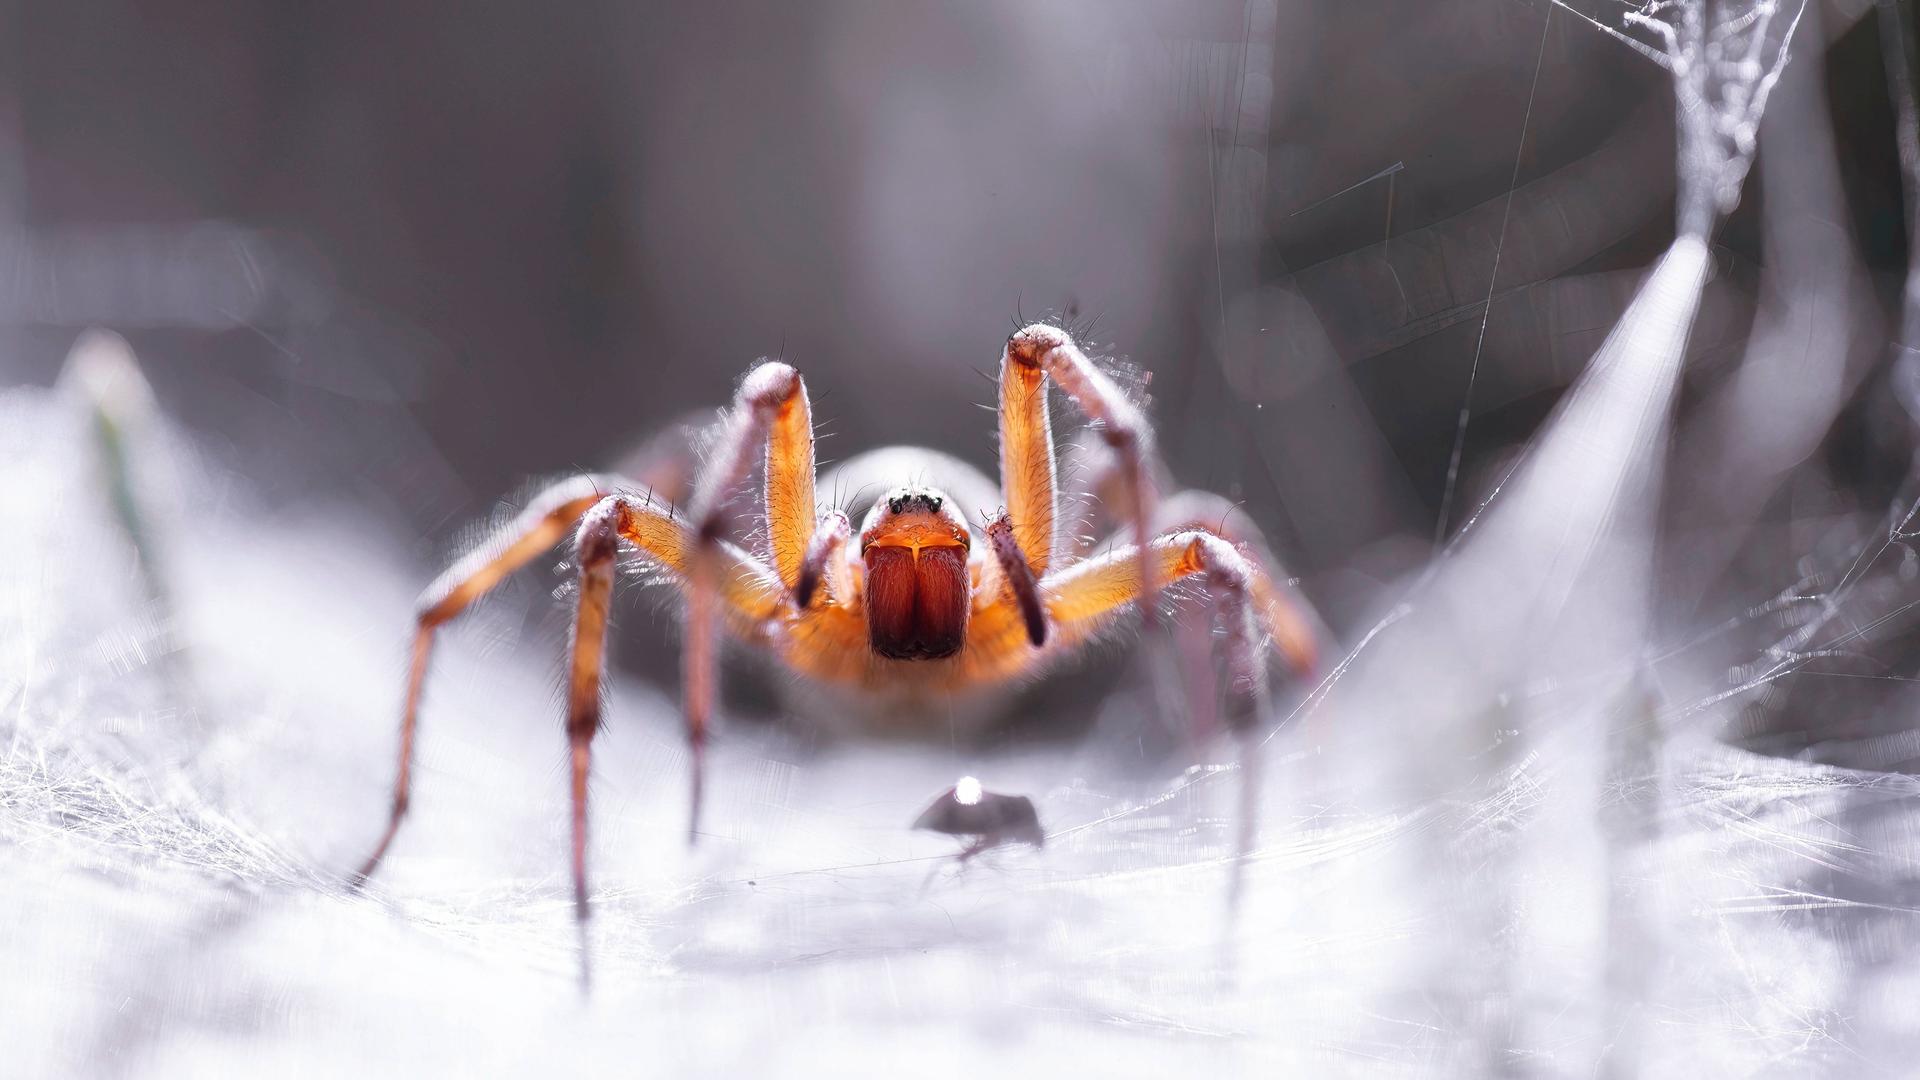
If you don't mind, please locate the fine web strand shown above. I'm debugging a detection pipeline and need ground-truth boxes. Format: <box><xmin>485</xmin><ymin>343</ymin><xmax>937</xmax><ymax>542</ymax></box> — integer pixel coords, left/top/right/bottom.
<box><xmin>1432</xmin><ymin>6</ymin><xmax>1554</xmax><ymax>549</ymax></box>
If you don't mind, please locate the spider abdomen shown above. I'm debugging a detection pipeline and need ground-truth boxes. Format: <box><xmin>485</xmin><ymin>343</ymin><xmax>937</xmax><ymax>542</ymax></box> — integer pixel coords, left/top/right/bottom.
<box><xmin>864</xmin><ymin>544</ymin><xmax>969</xmax><ymax>660</ymax></box>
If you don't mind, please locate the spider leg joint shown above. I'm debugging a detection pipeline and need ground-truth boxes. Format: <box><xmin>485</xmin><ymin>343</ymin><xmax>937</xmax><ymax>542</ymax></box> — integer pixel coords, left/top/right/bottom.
<box><xmin>1005</xmin><ymin>322</ymin><xmax>1072</xmax><ymax>366</ymax></box>
<box><xmin>740</xmin><ymin>358</ymin><xmax>801</xmax><ymax>402</ymax></box>
<box><xmin>575</xmin><ymin>496</ymin><xmax>626</xmax><ymax>563</ymax></box>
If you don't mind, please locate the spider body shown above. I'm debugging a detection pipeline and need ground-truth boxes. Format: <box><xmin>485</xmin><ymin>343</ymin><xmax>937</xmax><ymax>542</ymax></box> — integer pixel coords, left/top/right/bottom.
<box><xmin>350</xmin><ymin>324</ymin><xmax>1321</xmax><ymax>971</ymax></box>
<box><xmin>774</xmin><ymin>482</ymin><xmax>1044</xmax><ymax>693</ymax></box>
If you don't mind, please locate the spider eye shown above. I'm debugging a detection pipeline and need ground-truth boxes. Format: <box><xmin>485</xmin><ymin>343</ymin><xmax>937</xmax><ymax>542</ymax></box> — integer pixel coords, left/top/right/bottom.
<box><xmin>928</xmin><ymin>496</ymin><xmax>942</xmax><ymax>511</ymax></box>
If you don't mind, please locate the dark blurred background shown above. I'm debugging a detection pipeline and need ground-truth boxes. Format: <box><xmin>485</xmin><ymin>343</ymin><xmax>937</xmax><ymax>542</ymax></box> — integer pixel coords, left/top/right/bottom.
<box><xmin>0</xmin><ymin>0</ymin><xmax>1909</xmax><ymax>640</ymax></box>
<box><xmin>11</xmin><ymin>9</ymin><xmax>1920</xmax><ymax>1073</ymax></box>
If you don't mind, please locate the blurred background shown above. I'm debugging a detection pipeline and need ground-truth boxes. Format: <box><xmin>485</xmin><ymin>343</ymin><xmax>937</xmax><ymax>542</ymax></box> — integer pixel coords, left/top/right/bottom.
<box><xmin>8</xmin><ymin>0</ymin><xmax>1903</xmax><ymax>611</ymax></box>
<box><xmin>0</xmin><ymin>0</ymin><xmax>1908</xmax><ymax>630</ymax></box>
<box><xmin>4</xmin><ymin>0</ymin><xmax>1920</xmax><ymax>1075</ymax></box>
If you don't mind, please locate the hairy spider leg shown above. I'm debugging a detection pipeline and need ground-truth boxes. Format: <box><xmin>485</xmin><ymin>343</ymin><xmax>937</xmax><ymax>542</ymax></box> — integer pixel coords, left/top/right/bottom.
<box><xmin>350</xmin><ymin>475</ymin><xmax>781</xmax><ymax>892</ymax></box>
<box><xmin>793</xmin><ymin>508</ymin><xmax>854</xmax><ymax>610</ymax></box>
<box><xmin>1001</xmin><ymin>324</ymin><xmax>1160</xmax><ymax>623</ymax></box>
<box><xmin>1145</xmin><ymin>488</ymin><xmax>1320</xmax><ymax>676</ymax></box>
<box><xmin>1037</xmin><ymin>527</ymin><xmax>1289</xmax><ymax>911</ymax></box>
<box><xmin>564</xmin><ymin>494</ymin><xmax>784</xmax><ymax>965</ymax></box>
<box><xmin>980</xmin><ymin>528</ymin><xmax>1291</xmax><ymax>705</ymax></box>
<box><xmin>566</xmin><ymin>502</ymin><xmax>619</xmax><ymax>991</ymax></box>
<box><xmin>998</xmin><ymin>337</ymin><xmax>1060</xmax><ymax>578</ymax></box>
<box><xmin>681</xmin><ymin>361</ymin><xmax>826</xmax><ymax>841</ymax></box>
<box><xmin>983</xmin><ymin>511</ymin><xmax>1047</xmax><ymax>648</ymax></box>
<box><xmin>350</xmin><ymin>473</ymin><xmax>618</xmax><ymax>888</ymax></box>
<box><xmin>1065</xmin><ymin>484</ymin><xmax>1320</xmax><ymax>748</ymax></box>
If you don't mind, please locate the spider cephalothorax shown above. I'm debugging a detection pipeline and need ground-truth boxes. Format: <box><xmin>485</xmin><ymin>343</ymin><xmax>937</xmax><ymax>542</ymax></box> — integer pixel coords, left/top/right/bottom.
<box><xmin>349</xmin><ymin>322</ymin><xmax>1321</xmax><ymax>965</ymax></box>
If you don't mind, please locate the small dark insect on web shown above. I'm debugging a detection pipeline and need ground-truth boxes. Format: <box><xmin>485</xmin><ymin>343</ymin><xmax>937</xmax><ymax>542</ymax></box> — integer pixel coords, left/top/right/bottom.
<box><xmin>912</xmin><ymin>775</ymin><xmax>1046</xmax><ymax>863</ymax></box>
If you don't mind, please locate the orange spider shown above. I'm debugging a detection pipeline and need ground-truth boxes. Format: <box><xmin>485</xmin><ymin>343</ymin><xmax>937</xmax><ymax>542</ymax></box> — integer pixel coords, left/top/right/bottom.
<box><xmin>350</xmin><ymin>324</ymin><xmax>1319</xmax><ymax>932</ymax></box>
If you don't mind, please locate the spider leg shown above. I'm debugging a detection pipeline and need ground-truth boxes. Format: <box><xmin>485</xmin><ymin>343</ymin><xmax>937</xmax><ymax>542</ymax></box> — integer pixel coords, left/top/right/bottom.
<box><xmin>688</xmin><ymin>361</ymin><xmax>816</xmax><ymax>586</ymax></box>
<box><xmin>1148</xmin><ymin>489</ymin><xmax>1320</xmax><ymax>676</ymax></box>
<box><xmin>682</xmin><ymin>362</ymin><xmax>817</xmax><ymax>841</ymax></box>
<box><xmin>351</xmin><ymin>473</ymin><xmax>619</xmax><ymax>887</ymax></box>
<box><xmin>1002</xmin><ymin>324</ymin><xmax>1160</xmax><ymax>623</ymax></box>
<box><xmin>957</xmin><ymin>520</ymin><xmax>1315</xmax><ymax>702</ymax></box>
<box><xmin>1055</xmin><ymin>425</ymin><xmax>1195</xmax><ymax>561</ymax></box>
<box><xmin>997</xmin><ymin>341</ymin><xmax>1060</xmax><ymax>578</ymax></box>
<box><xmin>562</xmin><ymin>495</ymin><xmax>783</xmax><ymax>974</ymax></box>
<box><xmin>983</xmin><ymin>512</ymin><xmax>1047</xmax><ymax>647</ymax></box>
<box><xmin>793</xmin><ymin>509</ymin><xmax>854</xmax><ymax>610</ymax></box>
<box><xmin>566</xmin><ymin>501</ymin><xmax>620</xmax><ymax>953</ymax></box>
<box><xmin>1044</xmin><ymin>530</ymin><xmax>1283</xmax><ymax>728</ymax></box>
<box><xmin>1040</xmin><ymin>528</ymin><xmax>1303</xmax><ymax>910</ymax></box>
<box><xmin>351</xmin><ymin>478</ymin><xmax>782</xmax><ymax>887</ymax></box>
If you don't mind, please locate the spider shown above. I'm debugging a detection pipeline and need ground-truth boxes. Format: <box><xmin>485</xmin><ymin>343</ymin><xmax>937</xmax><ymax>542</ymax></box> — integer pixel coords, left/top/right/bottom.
<box><xmin>349</xmin><ymin>323</ymin><xmax>1320</xmax><ymax>934</ymax></box>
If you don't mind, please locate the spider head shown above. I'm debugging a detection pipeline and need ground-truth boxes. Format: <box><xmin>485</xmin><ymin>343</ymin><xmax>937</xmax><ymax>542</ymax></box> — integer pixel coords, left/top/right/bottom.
<box><xmin>859</xmin><ymin>486</ymin><xmax>972</xmax><ymax>660</ymax></box>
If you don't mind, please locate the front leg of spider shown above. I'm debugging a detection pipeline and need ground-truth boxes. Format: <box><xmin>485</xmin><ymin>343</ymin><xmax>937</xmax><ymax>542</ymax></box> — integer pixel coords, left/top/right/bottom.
<box><xmin>682</xmin><ymin>360</ymin><xmax>819</xmax><ymax>843</ymax></box>
<box><xmin>913</xmin><ymin>776</ymin><xmax>1046</xmax><ymax>863</ymax></box>
<box><xmin>1002</xmin><ymin>323</ymin><xmax>1159</xmax><ymax>623</ymax></box>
